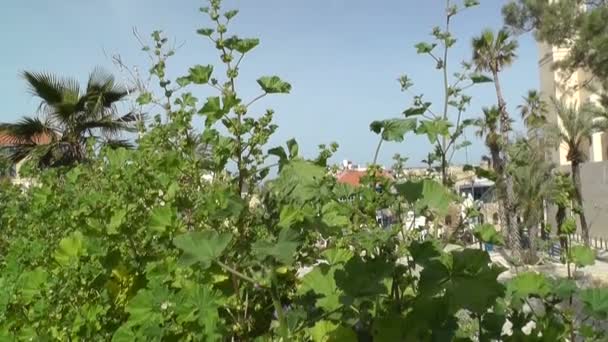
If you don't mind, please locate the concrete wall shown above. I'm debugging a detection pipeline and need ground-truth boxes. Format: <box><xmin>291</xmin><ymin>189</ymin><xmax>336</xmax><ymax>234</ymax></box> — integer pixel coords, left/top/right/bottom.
<box><xmin>578</xmin><ymin>161</ymin><xmax>608</xmax><ymax>239</ymax></box>
<box><xmin>548</xmin><ymin>161</ymin><xmax>608</xmax><ymax>239</ymax></box>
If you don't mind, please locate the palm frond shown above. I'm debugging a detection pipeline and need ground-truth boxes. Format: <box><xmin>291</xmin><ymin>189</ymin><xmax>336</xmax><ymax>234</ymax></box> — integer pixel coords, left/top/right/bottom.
<box><xmin>103</xmin><ymin>139</ymin><xmax>135</xmax><ymax>150</ymax></box>
<box><xmin>22</xmin><ymin>71</ymin><xmax>80</xmax><ymax>106</ymax></box>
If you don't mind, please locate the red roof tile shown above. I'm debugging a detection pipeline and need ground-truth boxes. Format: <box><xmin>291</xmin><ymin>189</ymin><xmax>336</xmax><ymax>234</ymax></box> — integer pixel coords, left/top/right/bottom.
<box><xmin>336</xmin><ymin>170</ymin><xmax>392</xmax><ymax>186</ymax></box>
<box><xmin>0</xmin><ymin>132</ymin><xmax>54</xmax><ymax>147</ymax></box>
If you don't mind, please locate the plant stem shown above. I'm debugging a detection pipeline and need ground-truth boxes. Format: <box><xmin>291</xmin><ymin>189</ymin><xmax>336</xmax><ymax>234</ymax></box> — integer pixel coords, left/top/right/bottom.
<box><xmin>216</xmin><ymin>260</ymin><xmax>264</xmax><ymax>287</ymax></box>
<box><xmin>373</xmin><ymin>137</ymin><xmax>383</xmax><ymax>165</ymax></box>
<box><xmin>271</xmin><ymin>273</ymin><xmax>289</xmax><ymax>341</ymax></box>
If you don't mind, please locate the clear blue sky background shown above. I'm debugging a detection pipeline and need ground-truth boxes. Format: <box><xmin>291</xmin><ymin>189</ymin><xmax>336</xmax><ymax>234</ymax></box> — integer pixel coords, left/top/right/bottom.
<box><xmin>0</xmin><ymin>0</ymin><xmax>538</xmax><ymax>167</ymax></box>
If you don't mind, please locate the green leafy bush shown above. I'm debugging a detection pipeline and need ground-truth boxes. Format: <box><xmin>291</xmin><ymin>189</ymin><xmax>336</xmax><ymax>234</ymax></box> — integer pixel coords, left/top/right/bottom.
<box><xmin>0</xmin><ymin>0</ymin><xmax>606</xmax><ymax>340</ymax></box>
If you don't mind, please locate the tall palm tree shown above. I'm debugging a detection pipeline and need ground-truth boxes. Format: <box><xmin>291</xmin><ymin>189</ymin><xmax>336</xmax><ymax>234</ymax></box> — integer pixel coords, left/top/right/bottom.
<box><xmin>518</xmin><ymin>90</ymin><xmax>547</xmax><ymax>130</ymax></box>
<box><xmin>472</xmin><ymin>28</ymin><xmax>520</xmax><ymax>258</ymax></box>
<box><xmin>0</xmin><ymin>68</ymin><xmax>139</xmax><ymax>167</ymax></box>
<box><xmin>546</xmin><ymin>99</ymin><xmax>606</xmax><ymax>245</ymax></box>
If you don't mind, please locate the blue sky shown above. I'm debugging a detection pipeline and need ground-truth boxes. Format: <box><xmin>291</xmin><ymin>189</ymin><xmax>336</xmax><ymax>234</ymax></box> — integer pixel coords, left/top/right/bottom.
<box><xmin>0</xmin><ymin>0</ymin><xmax>538</xmax><ymax>167</ymax></box>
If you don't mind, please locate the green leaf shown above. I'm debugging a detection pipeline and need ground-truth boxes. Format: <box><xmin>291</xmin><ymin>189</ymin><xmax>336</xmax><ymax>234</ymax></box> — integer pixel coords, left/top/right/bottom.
<box><xmin>18</xmin><ymin>267</ymin><xmax>48</xmax><ymax>303</ymax></box>
<box><xmin>310</xmin><ymin>320</ymin><xmax>357</xmax><ymax>342</ymax></box>
<box><xmin>507</xmin><ymin>272</ymin><xmax>552</xmax><ymax>301</ymax></box>
<box><xmin>252</xmin><ymin>228</ymin><xmax>300</xmax><ymax>265</ymax></box>
<box><xmin>372</xmin><ymin>312</ymin><xmax>407</xmax><ymax>341</ymax></box>
<box><xmin>464</xmin><ymin>0</ymin><xmax>480</xmax><ymax>8</ymax></box>
<box><xmin>54</xmin><ymin>231</ymin><xmax>86</xmax><ymax>267</ymax></box>
<box><xmin>136</xmin><ymin>92</ymin><xmax>152</xmax><ymax>105</ymax></box>
<box><xmin>149</xmin><ymin>206</ymin><xmax>174</xmax><ymax>233</ymax></box>
<box><xmin>569</xmin><ymin>245</ymin><xmax>595</xmax><ymax>267</ymax></box>
<box><xmin>416</xmin><ymin>119</ymin><xmax>452</xmax><ymax>144</ymax></box>
<box><xmin>369</xmin><ymin>118</ymin><xmax>417</xmax><ymax>142</ymax></box>
<box><xmin>286</xmin><ymin>138</ymin><xmax>299</xmax><ymax>158</ymax></box>
<box><xmin>272</xmin><ymin>160</ymin><xmax>326</xmax><ymax>203</ymax></box>
<box><xmin>257</xmin><ymin>76</ymin><xmax>292</xmax><ymax>94</ymax></box>
<box><xmin>322</xmin><ymin>248</ymin><xmax>354</xmax><ymax>266</ymax></box>
<box><xmin>173</xmin><ymin>231</ymin><xmax>233</xmax><ymax>268</ymax></box>
<box><xmin>175</xmin><ymin>285</ymin><xmax>223</xmax><ymax>338</ymax></box>
<box><xmin>198</xmin><ymin>96</ymin><xmax>225</xmax><ymax>126</ymax></box>
<box><xmin>224</xmin><ymin>9</ymin><xmax>239</xmax><ymax>20</ymax></box>
<box><xmin>188</xmin><ymin>65</ymin><xmax>214</xmax><ymax>84</ymax></box>
<box><xmin>196</xmin><ymin>28</ymin><xmax>214</xmax><ymax>36</ymax></box>
<box><xmin>473</xmin><ymin>223</ymin><xmax>504</xmax><ymax>245</ymax></box>
<box><xmin>176</xmin><ymin>76</ymin><xmax>191</xmax><ymax>87</ymax></box>
<box><xmin>278</xmin><ymin>205</ymin><xmax>305</xmax><ymax>229</ymax></box>
<box><xmin>108</xmin><ymin>208</ymin><xmax>127</xmax><ymax>235</ymax></box>
<box><xmin>579</xmin><ymin>288</ymin><xmax>608</xmax><ymax>320</ymax></box>
<box><xmin>403</xmin><ymin>102</ymin><xmax>432</xmax><ymax>117</ymax></box>
<box><xmin>298</xmin><ymin>265</ymin><xmax>343</xmax><ymax>311</ymax></box>
<box><xmin>396</xmin><ymin>179</ymin><xmax>456</xmax><ymax>215</ymax></box>
<box><xmin>125</xmin><ymin>284</ymin><xmax>171</xmax><ymax>326</ymax></box>
<box><xmin>470</xmin><ymin>73</ymin><xmax>493</xmax><ymax>84</ymax></box>
<box><xmin>334</xmin><ymin>257</ymin><xmax>393</xmax><ymax>298</ymax></box>
<box><xmin>415</xmin><ymin>42</ymin><xmax>437</xmax><ymax>54</ymax></box>
<box><xmin>234</xmin><ymin>38</ymin><xmax>260</xmax><ymax>54</ymax></box>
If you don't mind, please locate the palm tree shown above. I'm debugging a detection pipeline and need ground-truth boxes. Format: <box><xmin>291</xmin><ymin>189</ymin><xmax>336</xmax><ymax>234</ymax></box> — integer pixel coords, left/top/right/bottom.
<box><xmin>472</xmin><ymin>28</ymin><xmax>520</xmax><ymax>258</ymax></box>
<box><xmin>518</xmin><ymin>90</ymin><xmax>547</xmax><ymax>130</ymax></box>
<box><xmin>546</xmin><ymin>99</ymin><xmax>606</xmax><ymax>245</ymax></box>
<box><xmin>474</xmin><ymin>106</ymin><xmax>501</xmax><ymax>171</ymax></box>
<box><xmin>0</xmin><ymin>68</ymin><xmax>139</xmax><ymax>167</ymax></box>
<box><xmin>510</xmin><ymin>139</ymin><xmax>555</xmax><ymax>262</ymax></box>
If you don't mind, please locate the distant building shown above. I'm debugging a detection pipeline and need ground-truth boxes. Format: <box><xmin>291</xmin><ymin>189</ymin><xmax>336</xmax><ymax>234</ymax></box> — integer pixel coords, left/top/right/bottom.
<box><xmin>0</xmin><ymin>131</ymin><xmax>53</xmax><ymax>186</ymax></box>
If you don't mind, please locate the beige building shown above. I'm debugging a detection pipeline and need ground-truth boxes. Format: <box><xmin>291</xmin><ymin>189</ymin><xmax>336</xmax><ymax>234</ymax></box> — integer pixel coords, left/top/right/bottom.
<box><xmin>538</xmin><ymin>41</ymin><xmax>608</xmax><ymax>239</ymax></box>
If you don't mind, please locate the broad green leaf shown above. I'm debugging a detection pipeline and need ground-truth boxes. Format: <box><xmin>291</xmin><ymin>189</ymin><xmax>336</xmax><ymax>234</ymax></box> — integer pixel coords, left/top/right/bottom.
<box><xmin>173</xmin><ymin>231</ymin><xmax>233</xmax><ymax>268</ymax></box>
<box><xmin>257</xmin><ymin>76</ymin><xmax>292</xmax><ymax>94</ymax></box>
<box><xmin>334</xmin><ymin>256</ymin><xmax>393</xmax><ymax>298</ymax></box>
<box><xmin>278</xmin><ymin>205</ymin><xmax>305</xmax><ymax>229</ymax></box>
<box><xmin>409</xmin><ymin>240</ymin><xmax>443</xmax><ymax>267</ymax></box>
<box><xmin>569</xmin><ymin>245</ymin><xmax>595</xmax><ymax>267</ymax></box>
<box><xmin>322</xmin><ymin>248</ymin><xmax>354</xmax><ymax>266</ymax></box>
<box><xmin>369</xmin><ymin>118</ymin><xmax>417</xmax><ymax>142</ymax></box>
<box><xmin>198</xmin><ymin>96</ymin><xmax>225</xmax><ymax>126</ymax></box>
<box><xmin>175</xmin><ymin>285</ymin><xmax>223</xmax><ymax>338</ymax></box>
<box><xmin>416</xmin><ymin>119</ymin><xmax>452</xmax><ymax>144</ymax></box>
<box><xmin>310</xmin><ymin>320</ymin><xmax>357</xmax><ymax>342</ymax></box>
<box><xmin>108</xmin><ymin>208</ymin><xmax>126</xmax><ymax>235</ymax></box>
<box><xmin>372</xmin><ymin>312</ymin><xmax>407</xmax><ymax>341</ymax></box>
<box><xmin>125</xmin><ymin>284</ymin><xmax>171</xmax><ymax>326</ymax></box>
<box><xmin>470</xmin><ymin>73</ymin><xmax>493</xmax><ymax>83</ymax></box>
<box><xmin>149</xmin><ymin>206</ymin><xmax>174</xmax><ymax>233</ymax></box>
<box><xmin>54</xmin><ymin>231</ymin><xmax>86</xmax><ymax>267</ymax></box>
<box><xmin>415</xmin><ymin>42</ymin><xmax>437</xmax><ymax>54</ymax></box>
<box><xmin>234</xmin><ymin>38</ymin><xmax>260</xmax><ymax>54</ymax></box>
<box><xmin>298</xmin><ymin>265</ymin><xmax>343</xmax><ymax>312</ymax></box>
<box><xmin>579</xmin><ymin>288</ymin><xmax>608</xmax><ymax>319</ymax></box>
<box><xmin>418</xmin><ymin>179</ymin><xmax>456</xmax><ymax>215</ymax></box>
<box><xmin>252</xmin><ymin>228</ymin><xmax>299</xmax><ymax>265</ymax></box>
<box><xmin>551</xmin><ymin>278</ymin><xmax>577</xmax><ymax>300</ymax></box>
<box><xmin>272</xmin><ymin>160</ymin><xmax>326</xmax><ymax>203</ymax></box>
<box><xmin>473</xmin><ymin>223</ymin><xmax>504</xmax><ymax>246</ymax></box>
<box><xmin>507</xmin><ymin>272</ymin><xmax>552</xmax><ymax>301</ymax></box>
<box><xmin>112</xmin><ymin>326</ymin><xmax>136</xmax><ymax>342</ymax></box>
<box><xmin>18</xmin><ymin>267</ymin><xmax>48</xmax><ymax>303</ymax></box>
<box><xmin>189</xmin><ymin>65</ymin><xmax>214</xmax><ymax>84</ymax></box>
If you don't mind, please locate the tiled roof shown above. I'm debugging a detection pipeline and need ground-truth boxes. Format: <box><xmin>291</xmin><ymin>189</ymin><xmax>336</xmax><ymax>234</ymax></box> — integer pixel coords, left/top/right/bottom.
<box><xmin>0</xmin><ymin>132</ymin><xmax>54</xmax><ymax>147</ymax></box>
<box><xmin>336</xmin><ymin>170</ymin><xmax>393</xmax><ymax>186</ymax></box>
